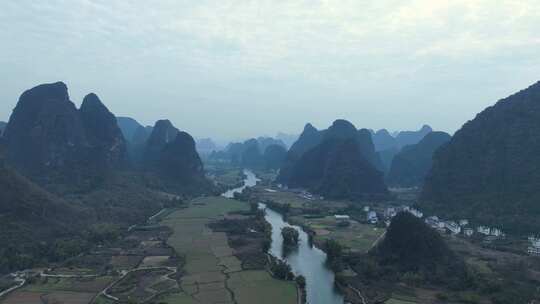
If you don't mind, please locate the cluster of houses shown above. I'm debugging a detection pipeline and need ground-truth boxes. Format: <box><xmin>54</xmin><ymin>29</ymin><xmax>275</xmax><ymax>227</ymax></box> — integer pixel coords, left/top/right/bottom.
<box><xmin>363</xmin><ymin>205</ymin><xmax>509</xmax><ymax>242</ymax></box>
<box><xmin>364</xmin><ymin>205</ymin><xmax>423</xmax><ymax>225</ymax></box>
<box><xmin>295</xmin><ymin>190</ymin><xmax>323</xmax><ymax>201</ymax></box>
<box><xmin>528</xmin><ymin>236</ymin><xmax>540</xmax><ymax>256</ymax></box>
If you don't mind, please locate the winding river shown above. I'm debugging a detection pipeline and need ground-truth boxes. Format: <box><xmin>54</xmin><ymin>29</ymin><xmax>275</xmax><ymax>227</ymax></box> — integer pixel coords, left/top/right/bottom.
<box><xmin>221</xmin><ymin>169</ymin><xmax>260</xmax><ymax>198</ymax></box>
<box><xmin>224</xmin><ymin>169</ymin><xmax>344</xmax><ymax>304</ymax></box>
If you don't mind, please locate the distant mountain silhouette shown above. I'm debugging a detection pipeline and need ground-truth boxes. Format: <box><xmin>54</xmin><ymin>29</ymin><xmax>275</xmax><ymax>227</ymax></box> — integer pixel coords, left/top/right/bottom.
<box><xmin>209</xmin><ymin>136</ymin><xmax>287</xmax><ymax>170</ymax></box>
<box><xmin>371</xmin><ymin>129</ymin><xmax>397</xmax><ymax>151</ymax></box>
<box><xmin>116</xmin><ymin>117</ymin><xmax>153</xmax><ymax>164</ymax></box>
<box><xmin>395</xmin><ymin>125</ymin><xmax>433</xmax><ymax>149</ymax></box>
<box><xmin>3</xmin><ymin>82</ymin><xmax>127</xmax><ymax>186</ymax></box>
<box><xmin>196</xmin><ymin>138</ymin><xmax>218</xmax><ymax>155</ymax></box>
<box><xmin>257</xmin><ymin>136</ymin><xmax>286</xmax><ymax>152</ymax></box>
<box><xmin>386</xmin><ymin>131</ymin><xmax>451</xmax><ymax>187</ymax></box>
<box><xmin>278</xmin><ymin>120</ymin><xmax>387</xmax><ymax>200</ymax></box>
<box><xmin>117</xmin><ymin>116</ymin><xmax>143</xmax><ymax>142</ymax></box>
<box><xmin>276</xmin><ymin>132</ymin><xmax>298</xmax><ymax>149</ymax></box>
<box><xmin>263</xmin><ymin>144</ymin><xmax>287</xmax><ymax>170</ymax></box>
<box><xmin>144</xmin><ymin>120</ymin><xmax>211</xmax><ymax>194</ymax></box>
<box><xmin>422</xmin><ymin>81</ymin><xmax>540</xmax><ymax>234</ymax></box>
<box><xmin>371</xmin><ymin>126</ymin><xmax>433</xmax><ymax>152</ymax></box>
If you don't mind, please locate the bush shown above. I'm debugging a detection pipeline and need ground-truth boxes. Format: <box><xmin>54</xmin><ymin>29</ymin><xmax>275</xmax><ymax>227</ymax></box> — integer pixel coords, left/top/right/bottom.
<box><xmin>295</xmin><ymin>275</ymin><xmax>306</xmax><ymax>288</ymax></box>
<box><xmin>281</xmin><ymin>227</ymin><xmax>299</xmax><ymax>246</ymax></box>
<box><xmin>271</xmin><ymin>259</ymin><xmax>294</xmax><ymax>280</ymax></box>
<box><xmin>324</xmin><ymin>239</ymin><xmax>343</xmax><ymax>260</ymax></box>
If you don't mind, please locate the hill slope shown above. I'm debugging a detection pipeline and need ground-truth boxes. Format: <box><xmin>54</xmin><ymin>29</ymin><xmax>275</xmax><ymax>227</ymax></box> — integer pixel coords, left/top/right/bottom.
<box><xmin>422</xmin><ymin>81</ymin><xmax>540</xmax><ymax>234</ymax></box>
<box><xmin>3</xmin><ymin>82</ymin><xmax>127</xmax><ymax>188</ymax></box>
<box><xmin>278</xmin><ymin>120</ymin><xmax>387</xmax><ymax>200</ymax></box>
<box><xmin>386</xmin><ymin>131</ymin><xmax>451</xmax><ymax>187</ymax></box>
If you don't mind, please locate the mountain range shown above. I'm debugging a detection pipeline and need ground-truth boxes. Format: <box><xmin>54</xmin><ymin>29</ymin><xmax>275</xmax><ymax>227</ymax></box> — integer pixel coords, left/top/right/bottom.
<box><xmin>370</xmin><ymin>125</ymin><xmax>434</xmax><ymax>172</ymax></box>
<box><xmin>386</xmin><ymin>131</ymin><xmax>451</xmax><ymax>188</ymax></box>
<box><xmin>278</xmin><ymin>119</ymin><xmax>387</xmax><ymax>200</ymax></box>
<box><xmin>209</xmin><ymin>136</ymin><xmax>287</xmax><ymax>170</ymax></box>
<box><xmin>0</xmin><ymin>82</ymin><xmax>213</xmax><ymax>271</ymax></box>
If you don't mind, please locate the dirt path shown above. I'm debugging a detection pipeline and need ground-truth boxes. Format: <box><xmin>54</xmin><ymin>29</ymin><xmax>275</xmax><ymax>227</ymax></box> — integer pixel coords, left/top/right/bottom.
<box><xmin>348</xmin><ymin>285</ymin><xmax>368</xmax><ymax>304</ymax></box>
<box><xmin>93</xmin><ymin>266</ymin><xmax>177</xmax><ymax>303</ymax></box>
<box><xmin>0</xmin><ymin>278</ymin><xmax>25</xmax><ymax>298</ymax></box>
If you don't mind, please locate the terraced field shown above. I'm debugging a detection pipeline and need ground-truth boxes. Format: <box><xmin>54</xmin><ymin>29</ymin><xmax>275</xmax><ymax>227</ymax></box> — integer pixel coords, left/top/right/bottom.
<box><xmin>160</xmin><ymin>196</ymin><xmax>296</xmax><ymax>304</ymax></box>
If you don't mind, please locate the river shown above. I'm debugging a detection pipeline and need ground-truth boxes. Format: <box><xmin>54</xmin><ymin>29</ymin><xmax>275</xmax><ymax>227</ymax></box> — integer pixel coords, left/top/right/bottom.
<box><xmin>223</xmin><ymin>169</ymin><xmax>344</xmax><ymax>304</ymax></box>
<box><xmin>221</xmin><ymin>169</ymin><xmax>260</xmax><ymax>198</ymax></box>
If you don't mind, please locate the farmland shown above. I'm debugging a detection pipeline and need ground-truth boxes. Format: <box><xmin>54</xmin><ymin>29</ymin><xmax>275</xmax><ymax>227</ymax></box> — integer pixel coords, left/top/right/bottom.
<box><xmin>2</xmin><ymin>276</ymin><xmax>113</xmax><ymax>304</ymax></box>
<box><xmin>289</xmin><ymin>215</ymin><xmax>385</xmax><ymax>253</ymax></box>
<box><xmin>159</xmin><ymin>196</ymin><xmax>297</xmax><ymax>304</ymax></box>
<box><xmin>0</xmin><ymin>195</ymin><xmax>297</xmax><ymax>304</ymax></box>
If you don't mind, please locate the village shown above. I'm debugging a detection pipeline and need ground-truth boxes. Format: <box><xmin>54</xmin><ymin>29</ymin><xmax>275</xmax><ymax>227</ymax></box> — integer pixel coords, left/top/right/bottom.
<box><xmin>276</xmin><ymin>184</ymin><xmax>540</xmax><ymax>257</ymax></box>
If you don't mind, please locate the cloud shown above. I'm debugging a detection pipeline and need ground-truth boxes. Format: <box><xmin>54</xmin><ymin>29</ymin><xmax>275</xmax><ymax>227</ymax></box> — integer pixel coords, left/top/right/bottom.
<box><xmin>0</xmin><ymin>1</ymin><xmax>539</xmax><ymax>138</ymax></box>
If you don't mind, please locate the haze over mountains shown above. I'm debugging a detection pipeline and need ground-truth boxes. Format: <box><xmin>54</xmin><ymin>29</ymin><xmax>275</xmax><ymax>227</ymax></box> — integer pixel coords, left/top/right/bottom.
<box><xmin>3</xmin><ymin>78</ymin><xmax>540</xmax><ymax>277</ymax></box>
<box><xmin>278</xmin><ymin>120</ymin><xmax>387</xmax><ymax>200</ymax></box>
<box><xmin>386</xmin><ymin>131</ymin><xmax>451</xmax><ymax>188</ymax></box>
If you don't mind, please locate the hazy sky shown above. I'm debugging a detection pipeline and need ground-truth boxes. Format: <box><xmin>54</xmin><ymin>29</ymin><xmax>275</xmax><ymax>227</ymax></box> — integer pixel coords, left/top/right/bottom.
<box><xmin>1</xmin><ymin>1</ymin><xmax>539</xmax><ymax>141</ymax></box>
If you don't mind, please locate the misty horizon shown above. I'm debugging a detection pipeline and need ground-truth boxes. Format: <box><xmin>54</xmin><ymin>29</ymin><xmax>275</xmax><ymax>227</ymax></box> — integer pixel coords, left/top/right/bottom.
<box><xmin>2</xmin><ymin>1</ymin><xmax>539</xmax><ymax>140</ymax></box>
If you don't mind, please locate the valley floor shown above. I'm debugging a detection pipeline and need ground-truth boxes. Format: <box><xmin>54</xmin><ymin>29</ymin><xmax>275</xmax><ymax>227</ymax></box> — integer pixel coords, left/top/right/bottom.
<box><xmin>0</xmin><ymin>196</ymin><xmax>297</xmax><ymax>304</ymax></box>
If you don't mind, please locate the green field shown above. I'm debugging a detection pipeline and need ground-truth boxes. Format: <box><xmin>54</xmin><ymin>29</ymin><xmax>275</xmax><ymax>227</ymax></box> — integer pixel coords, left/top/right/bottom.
<box><xmin>385</xmin><ymin>298</ymin><xmax>417</xmax><ymax>304</ymax></box>
<box><xmin>161</xmin><ymin>196</ymin><xmax>296</xmax><ymax>304</ymax></box>
<box><xmin>256</xmin><ymin>188</ymin><xmax>349</xmax><ymax>210</ymax></box>
<box><xmin>290</xmin><ymin>215</ymin><xmax>385</xmax><ymax>253</ymax></box>
<box><xmin>228</xmin><ymin>270</ymin><xmax>297</xmax><ymax>304</ymax></box>
<box><xmin>23</xmin><ymin>276</ymin><xmax>113</xmax><ymax>293</ymax></box>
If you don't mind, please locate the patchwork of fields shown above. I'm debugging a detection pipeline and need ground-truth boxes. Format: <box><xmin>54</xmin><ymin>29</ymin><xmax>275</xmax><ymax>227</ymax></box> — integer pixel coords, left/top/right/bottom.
<box><xmin>159</xmin><ymin>196</ymin><xmax>297</xmax><ymax>304</ymax></box>
<box><xmin>290</xmin><ymin>215</ymin><xmax>385</xmax><ymax>253</ymax></box>
<box><xmin>0</xmin><ymin>196</ymin><xmax>297</xmax><ymax>304</ymax></box>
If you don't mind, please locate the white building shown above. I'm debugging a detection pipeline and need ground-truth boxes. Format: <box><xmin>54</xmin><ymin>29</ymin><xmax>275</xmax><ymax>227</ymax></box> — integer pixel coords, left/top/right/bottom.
<box><xmin>384</xmin><ymin>207</ymin><xmax>397</xmax><ymax>219</ymax></box>
<box><xmin>334</xmin><ymin>215</ymin><xmax>350</xmax><ymax>221</ymax></box>
<box><xmin>367</xmin><ymin>211</ymin><xmax>378</xmax><ymax>224</ymax></box>
<box><xmin>528</xmin><ymin>236</ymin><xmax>540</xmax><ymax>256</ymax></box>
<box><xmin>363</xmin><ymin>206</ymin><xmax>370</xmax><ymax>212</ymax></box>
<box><xmin>445</xmin><ymin>221</ymin><xmax>461</xmax><ymax>234</ymax></box>
<box><xmin>464</xmin><ymin>228</ymin><xmax>474</xmax><ymax>237</ymax></box>
<box><xmin>459</xmin><ymin>219</ymin><xmax>469</xmax><ymax>226</ymax></box>
<box><xmin>490</xmin><ymin>228</ymin><xmax>503</xmax><ymax>237</ymax></box>
<box><xmin>477</xmin><ymin>226</ymin><xmax>491</xmax><ymax>236</ymax></box>
<box><xmin>408</xmin><ymin>208</ymin><xmax>423</xmax><ymax>218</ymax></box>
<box><xmin>425</xmin><ymin>216</ymin><xmax>440</xmax><ymax>229</ymax></box>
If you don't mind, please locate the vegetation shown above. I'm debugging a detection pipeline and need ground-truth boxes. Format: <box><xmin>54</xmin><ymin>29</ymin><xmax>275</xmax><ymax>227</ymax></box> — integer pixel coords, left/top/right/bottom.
<box><xmin>422</xmin><ymin>81</ymin><xmax>540</xmax><ymax>234</ymax></box>
<box><xmin>371</xmin><ymin>212</ymin><xmax>471</xmax><ymax>288</ymax></box>
<box><xmin>270</xmin><ymin>258</ymin><xmax>295</xmax><ymax>280</ymax></box>
<box><xmin>281</xmin><ymin>227</ymin><xmax>299</xmax><ymax>247</ymax></box>
<box><xmin>278</xmin><ymin>119</ymin><xmax>388</xmax><ymax>200</ymax></box>
<box><xmin>386</xmin><ymin>131</ymin><xmax>451</xmax><ymax>187</ymax></box>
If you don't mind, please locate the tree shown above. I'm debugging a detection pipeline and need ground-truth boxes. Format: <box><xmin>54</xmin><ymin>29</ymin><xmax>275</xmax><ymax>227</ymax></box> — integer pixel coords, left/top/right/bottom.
<box><xmin>271</xmin><ymin>259</ymin><xmax>294</xmax><ymax>280</ymax></box>
<box><xmin>295</xmin><ymin>275</ymin><xmax>306</xmax><ymax>288</ymax></box>
<box><xmin>324</xmin><ymin>239</ymin><xmax>343</xmax><ymax>260</ymax></box>
<box><xmin>281</xmin><ymin>227</ymin><xmax>299</xmax><ymax>247</ymax></box>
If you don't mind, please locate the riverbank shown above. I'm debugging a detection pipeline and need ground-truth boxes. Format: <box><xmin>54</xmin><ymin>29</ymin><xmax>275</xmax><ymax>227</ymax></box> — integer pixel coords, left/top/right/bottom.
<box><xmin>158</xmin><ymin>196</ymin><xmax>297</xmax><ymax>304</ymax></box>
<box><xmin>262</xmin><ymin>204</ymin><xmax>345</xmax><ymax>304</ymax></box>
